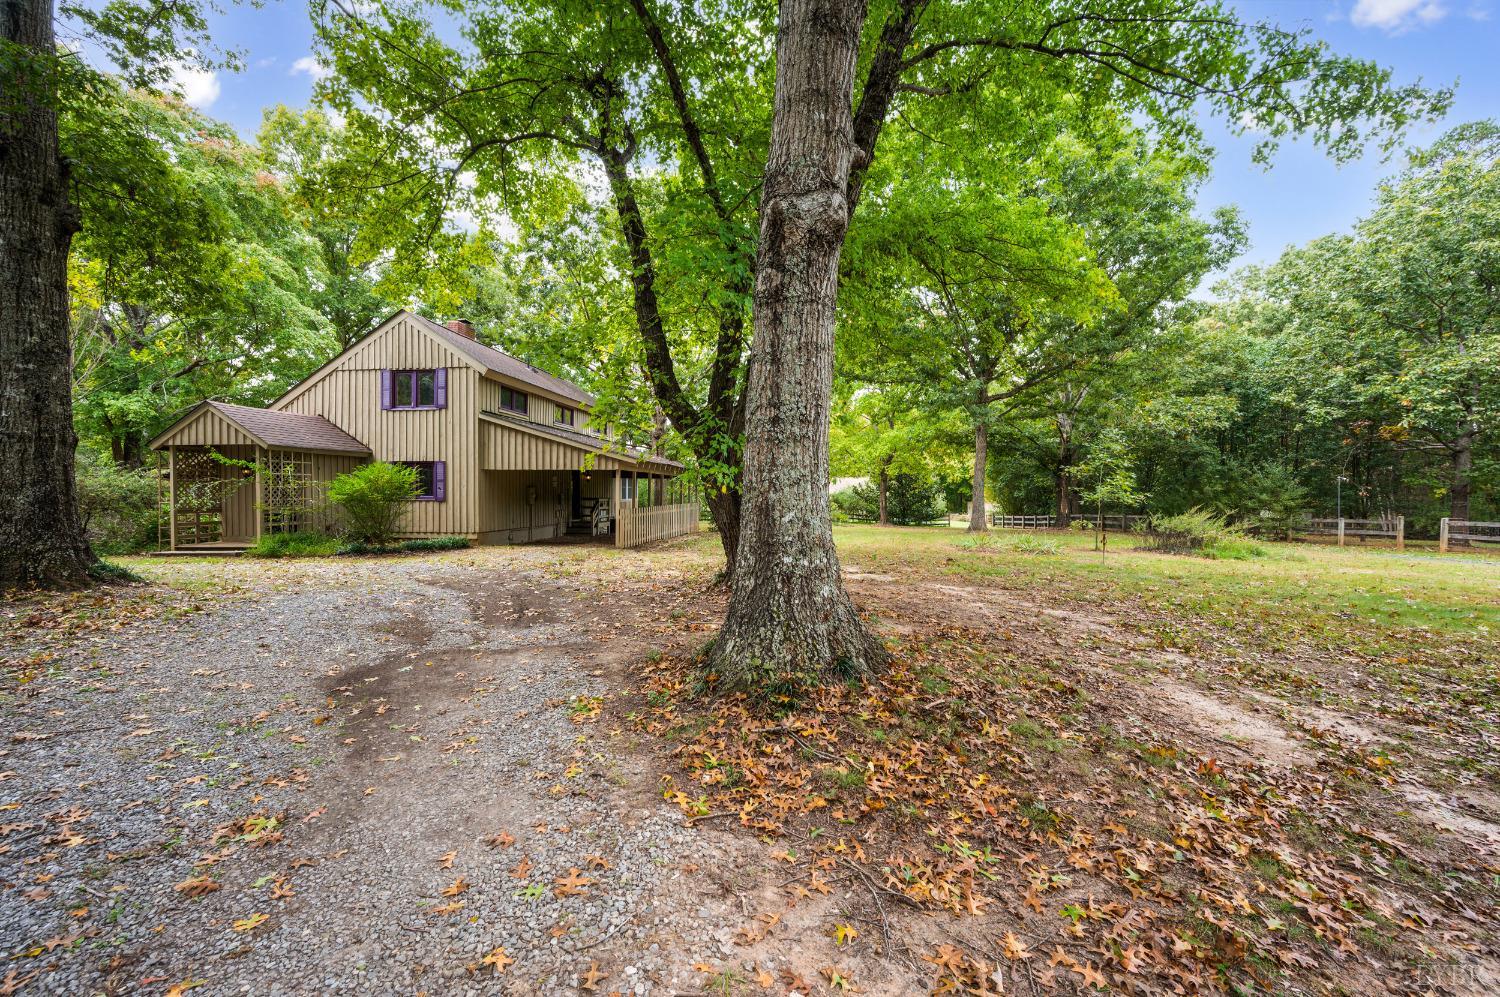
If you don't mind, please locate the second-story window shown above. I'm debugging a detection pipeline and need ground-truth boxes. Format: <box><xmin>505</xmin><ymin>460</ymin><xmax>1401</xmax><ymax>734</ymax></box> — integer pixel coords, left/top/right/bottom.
<box><xmin>501</xmin><ymin>385</ymin><xmax>528</xmax><ymax>414</ymax></box>
<box><xmin>382</xmin><ymin>369</ymin><xmax>445</xmax><ymax>410</ymax></box>
<box><xmin>554</xmin><ymin>407</ymin><xmax>575</xmax><ymax>427</ymax></box>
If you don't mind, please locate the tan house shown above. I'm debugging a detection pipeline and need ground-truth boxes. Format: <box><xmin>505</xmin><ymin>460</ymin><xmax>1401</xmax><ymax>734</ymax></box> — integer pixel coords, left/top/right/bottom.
<box><xmin>149</xmin><ymin>311</ymin><xmax>692</xmax><ymax>551</ymax></box>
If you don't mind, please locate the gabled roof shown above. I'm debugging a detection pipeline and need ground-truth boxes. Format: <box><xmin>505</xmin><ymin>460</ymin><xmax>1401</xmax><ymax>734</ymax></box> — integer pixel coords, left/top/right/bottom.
<box><xmin>480</xmin><ymin>409</ymin><xmax>683</xmax><ymax>470</ymax></box>
<box><xmin>407</xmin><ymin>313</ymin><xmax>596</xmax><ymax>408</ymax></box>
<box><xmin>150</xmin><ymin>401</ymin><xmax>371</xmax><ymax>454</ymax></box>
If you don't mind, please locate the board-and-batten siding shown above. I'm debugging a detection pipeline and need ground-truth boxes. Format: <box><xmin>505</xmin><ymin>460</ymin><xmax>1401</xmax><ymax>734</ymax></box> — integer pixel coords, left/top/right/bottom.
<box><xmin>271</xmin><ymin>316</ymin><xmax>479</xmax><ymax>537</ymax></box>
<box><xmin>476</xmin><ymin>377</ymin><xmax>597</xmax><ymax>435</ymax></box>
<box><xmin>477</xmin><ymin>470</ymin><xmax>572</xmax><ymax>542</ymax></box>
<box><xmin>159</xmin><ymin>407</ymin><xmax>254</xmax><ymax>448</ymax></box>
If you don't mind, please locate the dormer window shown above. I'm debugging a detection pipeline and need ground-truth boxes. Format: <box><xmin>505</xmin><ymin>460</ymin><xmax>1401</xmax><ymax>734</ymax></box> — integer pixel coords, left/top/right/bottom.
<box><xmin>501</xmin><ymin>385</ymin><xmax>528</xmax><ymax>414</ymax></box>
<box><xmin>381</xmin><ymin>369</ymin><xmax>446</xmax><ymax>410</ymax></box>
<box><xmin>555</xmin><ymin>407</ymin><xmax>575</xmax><ymax>427</ymax></box>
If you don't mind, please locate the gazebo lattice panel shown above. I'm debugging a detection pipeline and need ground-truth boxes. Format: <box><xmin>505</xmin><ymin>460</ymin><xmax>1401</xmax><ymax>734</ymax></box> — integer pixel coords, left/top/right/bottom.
<box><xmin>262</xmin><ymin>450</ymin><xmax>333</xmax><ymax>535</ymax></box>
<box><xmin>172</xmin><ymin>448</ymin><xmax>240</xmax><ymax>544</ymax></box>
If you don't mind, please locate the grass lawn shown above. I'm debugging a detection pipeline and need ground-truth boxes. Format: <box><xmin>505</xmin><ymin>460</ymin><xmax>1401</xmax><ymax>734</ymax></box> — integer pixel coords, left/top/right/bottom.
<box><xmin>834</xmin><ymin>523</ymin><xmax>1499</xmax><ymax>646</ymax></box>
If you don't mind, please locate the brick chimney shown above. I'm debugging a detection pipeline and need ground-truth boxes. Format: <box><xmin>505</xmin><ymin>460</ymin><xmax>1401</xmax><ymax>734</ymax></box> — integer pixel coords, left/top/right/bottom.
<box><xmin>445</xmin><ymin>318</ymin><xmax>475</xmax><ymax>339</ymax></box>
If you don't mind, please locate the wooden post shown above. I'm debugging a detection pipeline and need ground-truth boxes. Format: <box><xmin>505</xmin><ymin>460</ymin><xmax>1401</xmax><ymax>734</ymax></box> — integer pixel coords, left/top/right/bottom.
<box><xmin>1337</xmin><ymin>518</ymin><xmax>1345</xmax><ymax>547</ymax></box>
<box><xmin>254</xmin><ymin>446</ymin><xmax>264</xmax><ymax>543</ymax></box>
<box><xmin>1395</xmin><ymin>515</ymin><xmax>1404</xmax><ymax>551</ymax></box>
<box><xmin>612</xmin><ymin>468</ymin><xmax>621</xmax><ymax>544</ymax></box>
<box><xmin>168</xmin><ymin>445</ymin><xmax>178</xmax><ymax>550</ymax></box>
<box><xmin>1438</xmin><ymin>517</ymin><xmax>1449</xmax><ymax>553</ymax></box>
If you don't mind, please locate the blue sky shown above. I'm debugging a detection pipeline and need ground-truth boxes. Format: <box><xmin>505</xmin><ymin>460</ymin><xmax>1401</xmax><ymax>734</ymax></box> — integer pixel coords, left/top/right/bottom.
<box><xmin>168</xmin><ymin>0</ymin><xmax>1497</xmax><ymax>286</ymax></box>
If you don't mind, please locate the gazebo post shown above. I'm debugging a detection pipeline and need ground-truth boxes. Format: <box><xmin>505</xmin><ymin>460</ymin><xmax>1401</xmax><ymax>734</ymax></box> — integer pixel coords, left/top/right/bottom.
<box><xmin>168</xmin><ymin>445</ymin><xmax>177</xmax><ymax>550</ymax></box>
<box><xmin>254</xmin><ymin>445</ymin><xmax>265</xmax><ymax>543</ymax></box>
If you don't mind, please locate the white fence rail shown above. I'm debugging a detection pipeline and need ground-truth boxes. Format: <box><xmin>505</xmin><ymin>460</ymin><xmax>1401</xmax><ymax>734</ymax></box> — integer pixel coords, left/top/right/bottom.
<box><xmin>1440</xmin><ymin>518</ymin><xmax>1500</xmax><ymax>552</ymax></box>
<box><xmin>616</xmin><ymin>500</ymin><xmax>700</xmax><ymax>549</ymax></box>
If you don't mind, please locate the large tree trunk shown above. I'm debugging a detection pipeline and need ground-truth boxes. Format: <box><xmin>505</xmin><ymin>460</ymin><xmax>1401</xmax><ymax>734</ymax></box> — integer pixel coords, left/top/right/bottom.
<box><xmin>877</xmin><ymin>459</ymin><xmax>890</xmax><ymax>526</ymax></box>
<box><xmin>1449</xmin><ymin>426</ymin><xmax>1476</xmax><ymax>544</ymax></box>
<box><xmin>1</xmin><ymin>0</ymin><xmax>98</xmax><ymax>589</ymax></box>
<box><xmin>968</xmin><ymin>418</ymin><xmax>987</xmax><ymax>532</ymax></box>
<box><xmin>706</xmin><ymin>0</ymin><xmax>886</xmax><ymax>693</ymax></box>
<box><xmin>1054</xmin><ymin>413</ymin><xmax>1074</xmax><ymax>529</ymax></box>
<box><xmin>704</xmin><ymin>488</ymin><xmax>741</xmax><ymax>573</ymax></box>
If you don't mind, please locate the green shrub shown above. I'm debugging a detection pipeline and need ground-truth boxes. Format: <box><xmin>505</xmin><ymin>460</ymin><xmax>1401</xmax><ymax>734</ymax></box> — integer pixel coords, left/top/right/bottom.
<box><xmin>75</xmin><ymin>448</ymin><xmax>160</xmax><ymax>554</ymax></box>
<box><xmin>1142</xmin><ymin>509</ymin><xmax>1264</xmax><ymax>559</ymax></box>
<box><xmin>336</xmin><ymin>536</ymin><xmax>471</xmax><ymax>556</ymax></box>
<box><xmin>1010</xmin><ymin>535</ymin><xmax>1061</xmax><ymax>555</ymax></box>
<box><xmin>248</xmin><ymin>531</ymin><xmax>341</xmax><ymax>558</ymax></box>
<box><xmin>836</xmin><ymin>475</ymin><xmax>946</xmax><ymax>526</ymax></box>
<box><xmin>399</xmin><ymin>536</ymin><xmax>471</xmax><ymax>552</ymax></box>
<box><xmin>1231</xmin><ymin>463</ymin><xmax>1309</xmax><ymax>540</ymax></box>
<box><xmin>327</xmin><ymin>462</ymin><xmax>417</xmax><ymax>545</ymax></box>
<box><xmin>88</xmin><ymin>559</ymin><xmax>143</xmax><ymax>583</ymax></box>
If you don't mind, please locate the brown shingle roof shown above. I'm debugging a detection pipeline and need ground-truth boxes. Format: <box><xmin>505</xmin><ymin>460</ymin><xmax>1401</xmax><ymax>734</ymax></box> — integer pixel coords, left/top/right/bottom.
<box><xmin>481</xmin><ymin>410</ymin><xmax>683</xmax><ymax>469</ymax></box>
<box><xmin>205</xmin><ymin>402</ymin><xmax>371</xmax><ymax>454</ymax></box>
<box><xmin>410</xmin><ymin>313</ymin><xmax>596</xmax><ymax>407</ymax></box>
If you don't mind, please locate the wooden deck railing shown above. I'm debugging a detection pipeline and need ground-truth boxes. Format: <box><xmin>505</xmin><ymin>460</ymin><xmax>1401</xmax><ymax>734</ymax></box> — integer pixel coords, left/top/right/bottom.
<box><xmin>616</xmin><ymin>500</ymin><xmax>700</xmax><ymax>549</ymax></box>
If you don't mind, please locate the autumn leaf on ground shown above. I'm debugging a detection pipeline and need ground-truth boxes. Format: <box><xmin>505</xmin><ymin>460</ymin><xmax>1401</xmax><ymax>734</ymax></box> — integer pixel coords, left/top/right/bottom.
<box><xmin>480</xmin><ymin>946</ymin><xmax>514</xmax><ymax>975</ymax></box>
<box><xmin>231</xmin><ymin>912</ymin><xmax>269</xmax><ymax>933</ymax></box>
<box><xmin>1001</xmin><ymin>932</ymin><xmax>1032</xmax><ymax>961</ymax></box>
<box><xmin>583</xmin><ymin>853</ymin><xmax>611</xmax><ymax>870</ymax></box>
<box><xmin>508</xmin><ymin>856</ymin><xmax>533</xmax><ymax>879</ymax></box>
<box><xmin>822</xmin><ymin>966</ymin><xmax>859</xmax><ymax>992</ymax></box>
<box><xmin>832</xmin><ymin>923</ymin><xmax>858</xmax><ymax>946</ymax></box>
<box><xmin>1072</xmin><ymin>961</ymin><xmax>1108</xmax><ymax>990</ymax></box>
<box><xmin>0</xmin><ymin>970</ymin><xmax>38</xmax><ymax>997</ymax></box>
<box><xmin>173</xmin><ymin>876</ymin><xmax>220</xmax><ymax>898</ymax></box>
<box><xmin>428</xmin><ymin>901</ymin><xmax>465</xmax><ymax>916</ymax></box>
<box><xmin>486</xmin><ymin>830</ymin><xmax>515</xmax><ymax>849</ymax></box>
<box><xmin>552</xmin><ymin>868</ymin><xmax>593</xmax><ymax>898</ymax></box>
<box><xmin>271</xmin><ymin>878</ymin><xmax>294</xmax><ymax>900</ymax></box>
<box><xmin>580</xmin><ymin>961</ymin><xmax>608</xmax><ymax>991</ymax></box>
<box><xmin>162</xmin><ymin>979</ymin><xmax>207</xmax><ymax>997</ymax></box>
<box><xmin>437</xmin><ymin>850</ymin><xmax>457</xmax><ymax>869</ymax></box>
<box><xmin>441</xmin><ymin>877</ymin><xmax>470</xmax><ymax>897</ymax></box>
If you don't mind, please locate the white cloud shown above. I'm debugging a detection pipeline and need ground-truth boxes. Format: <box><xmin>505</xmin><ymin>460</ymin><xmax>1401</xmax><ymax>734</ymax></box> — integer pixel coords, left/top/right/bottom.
<box><xmin>1350</xmin><ymin>0</ymin><xmax>1448</xmax><ymax>31</ymax></box>
<box><xmin>292</xmin><ymin>56</ymin><xmax>332</xmax><ymax>81</ymax></box>
<box><xmin>166</xmin><ymin>61</ymin><xmax>221</xmax><ymax>109</ymax></box>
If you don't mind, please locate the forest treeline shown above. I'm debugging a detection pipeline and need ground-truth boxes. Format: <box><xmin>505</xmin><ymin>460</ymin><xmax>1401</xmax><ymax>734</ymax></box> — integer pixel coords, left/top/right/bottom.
<box><xmin>69</xmin><ymin>82</ymin><xmax>1495</xmax><ymax>549</ymax></box>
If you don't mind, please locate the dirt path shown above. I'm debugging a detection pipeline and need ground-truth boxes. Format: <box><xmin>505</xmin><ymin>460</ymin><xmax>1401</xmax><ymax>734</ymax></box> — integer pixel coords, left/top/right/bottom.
<box><xmin>0</xmin><ymin>554</ymin><xmax>821</xmax><ymax>995</ymax></box>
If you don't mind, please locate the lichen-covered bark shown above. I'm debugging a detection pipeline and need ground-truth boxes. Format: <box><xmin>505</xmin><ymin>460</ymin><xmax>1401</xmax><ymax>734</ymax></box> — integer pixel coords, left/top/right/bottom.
<box><xmin>1</xmin><ymin>0</ymin><xmax>98</xmax><ymax>588</ymax></box>
<box><xmin>707</xmin><ymin>0</ymin><xmax>886</xmax><ymax>693</ymax></box>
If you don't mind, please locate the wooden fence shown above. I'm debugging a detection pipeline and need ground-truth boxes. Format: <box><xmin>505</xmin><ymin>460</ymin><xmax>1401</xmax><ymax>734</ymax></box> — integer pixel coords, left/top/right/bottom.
<box><xmin>615</xmin><ymin>500</ymin><xmax>700</xmax><ymax>549</ymax></box>
<box><xmin>991</xmin><ymin>514</ymin><xmax>1059</xmax><ymax>529</ymax></box>
<box><xmin>1439</xmin><ymin>518</ymin><xmax>1500</xmax><ymax>552</ymax></box>
<box><xmin>1302</xmin><ymin>516</ymin><xmax>1405</xmax><ymax>549</ymax></box>
<box><xmin>989</xmin><ymin>513</ymin><xmax>1147</xmax><ymax>530</ymax></box>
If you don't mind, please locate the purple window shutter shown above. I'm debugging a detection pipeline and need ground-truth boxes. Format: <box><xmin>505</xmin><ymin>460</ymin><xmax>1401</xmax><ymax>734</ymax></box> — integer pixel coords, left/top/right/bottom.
<box><xmin>434</xmin><ymin>367</ymin><xmax>447</xmax><ymax>409</ymax></box>
<box><xmin>380</xmin><ymin>369</ymin><xmax>393</xmax><ymax>410</ymax></box>
<box><xmin>432</xmin><ymin>460</ymin><xmax>446</xmax><ymax>502</ymax></box>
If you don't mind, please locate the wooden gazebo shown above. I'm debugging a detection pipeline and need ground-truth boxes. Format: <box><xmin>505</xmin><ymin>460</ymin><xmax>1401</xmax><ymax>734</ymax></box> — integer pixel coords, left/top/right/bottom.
<box><xmin>148</xmin><ymin>401</ymin><xmax>370</xmax><ymax>552</ymax></box>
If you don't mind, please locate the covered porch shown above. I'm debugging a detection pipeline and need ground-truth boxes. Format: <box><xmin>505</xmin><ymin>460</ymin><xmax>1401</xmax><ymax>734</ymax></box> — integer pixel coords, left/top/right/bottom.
<box><xmin>479</xmin><ymin>412</ymin><xmax>695</xmax><ymax>547</ymax></box>
<box><xmin>148</xmin><ymin>401</ymin><xmax>371</xmax><ymax>553</ymax></box>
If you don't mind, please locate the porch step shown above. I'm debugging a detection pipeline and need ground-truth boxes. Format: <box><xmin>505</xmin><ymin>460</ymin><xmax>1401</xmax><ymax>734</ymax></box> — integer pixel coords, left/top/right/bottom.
<box><xmin>150</xmin><ymin>542</ymin><xmax>251</xmax><ymax>557</ymax></box>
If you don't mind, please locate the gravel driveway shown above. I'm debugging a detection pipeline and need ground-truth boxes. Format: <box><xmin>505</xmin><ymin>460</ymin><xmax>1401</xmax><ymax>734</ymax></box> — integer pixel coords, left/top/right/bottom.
<box><xmin>1</xmin><ymin>550</ymin><xmax>791</xmax><ymax>995</ymax></box>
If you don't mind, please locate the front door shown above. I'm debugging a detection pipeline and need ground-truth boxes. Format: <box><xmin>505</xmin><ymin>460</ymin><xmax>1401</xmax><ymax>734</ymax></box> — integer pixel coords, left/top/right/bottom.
<box><xmin>571</xmin><ymin>470</ymin><xmax>583</xmax><ymax>520</ymax></box>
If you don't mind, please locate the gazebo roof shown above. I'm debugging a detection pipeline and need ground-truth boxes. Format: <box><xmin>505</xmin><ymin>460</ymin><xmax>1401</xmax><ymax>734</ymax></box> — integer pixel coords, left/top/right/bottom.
<box><xmin>149</xmin><ymin>401</ymin><xmax>372</xmax><ymax>455</ymax></box>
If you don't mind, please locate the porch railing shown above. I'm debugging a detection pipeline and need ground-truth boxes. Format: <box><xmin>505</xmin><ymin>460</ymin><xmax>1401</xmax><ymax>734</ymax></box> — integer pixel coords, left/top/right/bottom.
<box><xmin>615</xmin><ymin>500</ymin><xmax>700</xmax><ymax>549</ymax></box>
